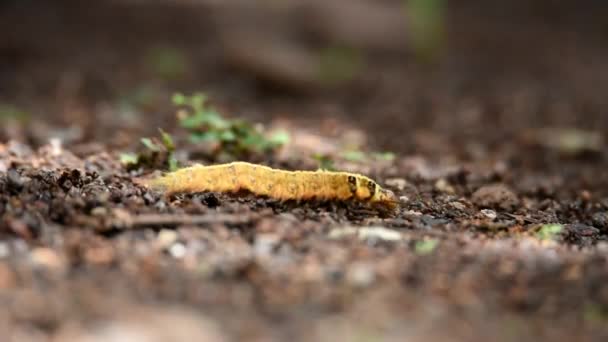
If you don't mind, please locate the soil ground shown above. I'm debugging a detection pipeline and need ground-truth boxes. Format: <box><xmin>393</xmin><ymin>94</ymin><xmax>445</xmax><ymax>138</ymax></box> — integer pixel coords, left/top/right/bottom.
<box><xmin>1</xmin><ymin>1</ymin><xmax>608</xmax><ymax>341</ymax></box>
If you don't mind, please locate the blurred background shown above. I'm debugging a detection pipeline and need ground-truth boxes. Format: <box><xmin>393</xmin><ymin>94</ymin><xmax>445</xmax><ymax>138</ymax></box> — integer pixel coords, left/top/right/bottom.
<box><xmin>1</xmin><ymin>0</ymin><xmax>607</xmax><ymax>156</ymax></box>
<box><xmin>2</xmin><ymin>2</ymin><xmax>608</xmax><ymax>341</ymax></box>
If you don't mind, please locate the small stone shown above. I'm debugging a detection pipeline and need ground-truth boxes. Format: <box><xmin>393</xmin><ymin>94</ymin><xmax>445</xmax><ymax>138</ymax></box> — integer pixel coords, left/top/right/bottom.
<box><xmin>399</xmin><ymin>195</ymin><xmax>410</xmax><ymax>203</ymax></box>
<box><xmin>596</xmin><ymin>242</ymin><xmax>608</xmax><ymax>253</ymax></box>
<box><xmin>347</xmin><ymin>262</ymin><xmax>375</xmax><ymax>288</ymax></box>
<box><xmin>591</xmin><ymin>212</ymin><xmax>608</xmax><ymax>229</ymax></box>
<box><xmin>358</xmin><ymin>227</ymin><xmax>402</xmax><ymax>241</ymax></box>
<box><xmin>0</xmin><ymin>242</ymin><xmax>9</xmax><ymax>258</ymax></box>
<box><xmin>90</xmin><ymin>207</ymin><xmax>108</xmax><ymax>217</ymax></box>
<box><xmin>435</xmin><ymin>178</ymin><xmax>455</xmax><ymax>194</ymax></box>
<box><xmin>450</xmin><ymin>201</ymin><xmax>467</xmax><ymax>211</ymax></box>
<box><xmin>471</xmin><ymin>184</ymin><xmax>520</xmax><ymax>211</ymax></box>
<box><xmin>253</xmin><ymin>234</ymin><xmax>281</xmax><ymax>256</ymax></box>
<box><xmin>7</xmin><ymin>169</ymin><xmax>24</xmax><ymax>192</ymax></box>
<box><xmin>564</xmin><ymin>224</ymin><xmax>599</xmax><ymax>245</ymax></box>
<box><xmin>480</xmin><ymin>209</ymin><xmax>497</xmax><ymax>220</ymax></box>
<box><xmin>385</xmin><ymin>178</ymin><xmax>408</xmax><ymax>191</ymax></box>
<box><xmin>30</xmin><ymin>248</ymin><xmax>66</xmax><ymax>270</ymax></box>
<box><xmin>580</xmin><ymin>190</ymin><xmax>592</xmax><ymax>201</ymax></box>
<box><xmin>328</xmin><ymin>226</ymin><xmax>402</xmax><ymax>242</ymax></box>
<box><xmin>169</xmin><ymin>243</ymin><xmax>187</xmax><ymax>259</ymax></box>
<box><xmin>84</xmin><ymin>244</ymin><xmax>115</xmax><ymax>265</ymax></box>
<box><xmin>157</xmin><ymin>229</ymin><xmax>178</xmax><ymax>249</ymax></box>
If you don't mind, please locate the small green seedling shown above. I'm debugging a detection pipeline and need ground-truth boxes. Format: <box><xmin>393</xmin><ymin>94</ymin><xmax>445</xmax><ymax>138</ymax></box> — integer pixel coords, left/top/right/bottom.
<box><xmin>415</xmin><ymin>238</ymin><xmax>439</xmax><ymax>255</ymax></box>
<box><xmin>173</xmin><ymin>92</ymin><xmax>289</xmax><ymax>158</ymax></box>
<box><xmin>312</xmin><ymin>153</ymin><xmax>337</xmax><ymax>171</ymax></box>
<box><xmin>535</xmin><ymin>224</ymin><xmax>563</xmax><ymax>241</ymax></box>
<box><xmin>121</xmin><ymin>129</ymin><xmax>178</xmax><ymax>171</ymax></box>
<box><xmin>341</xmin><ymin>150</ymin><xmax>367</xmax><ymax>162</ymax></box>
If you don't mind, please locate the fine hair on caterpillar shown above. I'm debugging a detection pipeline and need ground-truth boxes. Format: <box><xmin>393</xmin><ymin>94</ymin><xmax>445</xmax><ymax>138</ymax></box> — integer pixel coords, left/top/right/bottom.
<box><xmin>144</xmin><ymin>162</ymin><xmax>399</xmax><ymax>210</ymax></box>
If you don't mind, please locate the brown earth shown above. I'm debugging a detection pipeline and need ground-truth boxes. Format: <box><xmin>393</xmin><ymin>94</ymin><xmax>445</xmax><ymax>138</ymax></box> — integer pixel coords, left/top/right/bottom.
<box><xmin>1</xmin><ymin>1</ymin><xmax>608</xmax><ymax>341</ymax></box>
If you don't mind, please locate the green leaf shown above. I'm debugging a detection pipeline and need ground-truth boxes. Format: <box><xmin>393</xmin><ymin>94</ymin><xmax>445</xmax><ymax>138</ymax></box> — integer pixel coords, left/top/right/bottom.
<box><xmin>218</xmin><ymin>130</ymin><xmax>237</xmax><ymax>142</ymax></box>
<box><xmin>168</xmin><ymin>156</ymin><xmax>179</xmax><ymax>171</ymax></box>
<box><xmin>415</xmin><ymin>239</ymin><xmax>439</xmax><ymax>255</ymax></box>
<box><xmin>536</xmin><ymin>224</ymin><xmax>563</xmax><ymax>241</ymax></box>
<box><xmin>179</xmin><ymin>112</ymin><xmax>206</xmax><ymax>129</ymax></box>
<box><xmin>158</xmin><ymin>129</ymin><xmax>175</xmax><ymax>151</ymax></box>
<box><xmin>190</xmin><ymin>93</ymin><xmax>206</xmax><ymax>112</ymax></box>
<box><xmin>189</xmin><ymin>131</ymin><xmax>221</xmax><ymax>143</ymax></box>
<box><xmin>119</xmin><ymin>153</ymin><xmax>139</xmax><ymax>165</ymax></box>
<box><xmin>267</xmin><ymin>130</ymin><xmax>290</xmax><ymax>146</ymax></box>
<box><xmin>172</xmin><ymin>93</ymin><xmax>186</xmax><ymax>106</ymax></box>
<box><xmin>203</xmin><ymin>111</ymin><xmax>230</xmax><ymax>129</ymax></box>
<box><xmin>373</xmin><ymin>151</ymin><xmax>396</xmax><ymax>161</ymax></box>
<box><xmin>312</xmin><ymin>154</ymin><xmax>336</xmax><ymax>171</ymax></box>
<box><xmin>140</xmin><ymin>137</ymin><xmax>160</xmax><ymax>151</ymax></box>
<box><xmin>341</xmin><ymin>150</ymin><xmax>367</xmax><ymax>162</ymax></box>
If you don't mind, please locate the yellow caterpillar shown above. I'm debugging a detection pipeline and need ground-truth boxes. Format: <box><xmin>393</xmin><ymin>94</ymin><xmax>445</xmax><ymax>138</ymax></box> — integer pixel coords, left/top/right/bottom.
<box><xmin>145</xmin><ymin>162</ymin><xmax>399</xmax><ymax>209</ymax></box>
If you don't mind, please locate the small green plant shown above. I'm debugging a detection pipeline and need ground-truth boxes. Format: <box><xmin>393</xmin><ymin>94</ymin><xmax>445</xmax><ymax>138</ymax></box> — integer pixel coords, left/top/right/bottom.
<box><xmin>535</xmin><ymin>224</ymin><xmax>563</xmax><ymax>241</ymax></box>
<box><xmin>341</xmin><ymin>150</ymin><xmax>367</xmax><ymax>162</ymax></box>
<box><xmin>173</xmin><ymin>92</ymin><xmax>289</xmax><ymax>158</ymax></box>
<box><xmin>414</xmin><ymin>238</ymin><xmax>439</xmax><ymax>255</ymax></box>
<box><xmin>340</xmin><ymin>149</ymin><xmax>396</xmax><ymax>163</ymax></box>
<box><xmin>312</xmin><ymin>149</ymin><xmax>395</xmax><ymax>171</ymax></box>
<box><xmin>415</xmin><ymin>238</ymin><xmax>439</xmax><ymax>255</ymax></box>
<box><xmin>312</xmin><ymin>153</ymin><xmax>337</xmax><ymax>171</ymax></box>
<box><xmin>371</xmin><ymin>151</ymin><xmax>396</xmax><ymax>161</ymax></box>
<box><xmin>121</xmin><ymin>129</ymin><xmax>178</xmax><ymax>171</ymax></box>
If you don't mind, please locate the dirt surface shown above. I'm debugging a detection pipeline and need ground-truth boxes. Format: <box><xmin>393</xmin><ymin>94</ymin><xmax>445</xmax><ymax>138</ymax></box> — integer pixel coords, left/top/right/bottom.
<box><xmin>1</xmin><ymin>1</ymin><xmax>608</xmax><ymax>341</ymax></box>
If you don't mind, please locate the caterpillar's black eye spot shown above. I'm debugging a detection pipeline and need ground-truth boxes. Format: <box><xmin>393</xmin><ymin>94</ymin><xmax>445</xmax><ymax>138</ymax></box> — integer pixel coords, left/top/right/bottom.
<box><xmin>367</xmin><ymin>181</ymin><xmax>376</xmax><ymax>198</ymax></box>
<box><xmin>347</xmin><ymin>176</ymin><xmax>358</xmax><ymax>195</ymax></box>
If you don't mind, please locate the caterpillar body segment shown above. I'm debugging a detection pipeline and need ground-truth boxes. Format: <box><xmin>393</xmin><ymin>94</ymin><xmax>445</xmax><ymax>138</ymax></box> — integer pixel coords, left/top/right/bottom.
<box><xmin>147</xmin><ymin>161</ymin><xmax>399</xmax><ymax>209</ymax></box>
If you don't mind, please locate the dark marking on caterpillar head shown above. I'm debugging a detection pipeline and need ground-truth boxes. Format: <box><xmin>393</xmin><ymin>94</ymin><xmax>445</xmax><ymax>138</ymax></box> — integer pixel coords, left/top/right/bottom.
<box><xmin>347</xmin><ymin>175</ymin><xmax>357</xmax><ymax>195</ymax></box>
<box><xmin>366</xmin><ymin>180</ymin><xmax>376</xmax><ymax>200</ymax></box>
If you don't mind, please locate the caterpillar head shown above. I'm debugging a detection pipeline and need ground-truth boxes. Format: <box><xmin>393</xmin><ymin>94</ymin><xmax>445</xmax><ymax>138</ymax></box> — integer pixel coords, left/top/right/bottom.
<box><xmin>350</xmin><ymin>175</ymin><xmax>400</xmax><ymax>209</ymax></box>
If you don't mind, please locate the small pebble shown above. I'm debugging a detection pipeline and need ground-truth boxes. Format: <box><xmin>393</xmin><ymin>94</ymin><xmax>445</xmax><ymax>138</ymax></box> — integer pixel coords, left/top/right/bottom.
<box><xmin>347</xmin><ymin>262</ymin><xmax>376</xmax><ymax>288</ymax></box>
<box><xmin>0</xmin><ymin>242</ymin><xmax>9</xmax><ymax>258</ymax></box>
<box><xmin>480</xmin><ymin>209</ymin><xmax>497</xmax><ymax>220</ymax></box>
<box><xmin>435</xmin><ymin>178</ymin><xmax>455</xmax><ymax>194</ymax></box>
<box><xmin>450</xmin><ymin>201</ymin><xmax>467</xmax><ymax>211</ymax></box>
<box><xmin>328</xmin><ymin>226</ymin><xmax>402</xmax><ymax>242</ymax></box>
<box><xmin>471</xmin><ymin>184</ymin><xmax>519</xmax><ymax>211</ymax></box>
<box><xmin>385</xmin><ymin>178</ymin><xmax>408</xmax><ymax>191</ymax></box>
<box><xmin>157</xmin><ymin>229</ymin><xmax>178</xmax><ymax>249</ymax></box>
<box><xmin>91</xmin><ymin>207</ymin><xmax>108</xmax><ymax>217</ymax></box>
<box><xmin>169</xmin><ymin>243</ymin><xmax>187</xmax><ymax>259</ymax></box>
<box><xmin>254</xmin><ymin>234</ymin><xmax>281</xmax><ymax>256</ymax></box>
<box><xmin>7</xmin><ymin>169</ymin><xmax>24</xmax><ymax>191</ymax></box>
<box><xmin>591</xmin><ymin>212</ymin><xmax>608</xmax><ymax>229</ymax></box>
<box><xmin>30</xmin><ymin>247</ymin><xmax>65</xmax><ymax>270</ymax></box>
